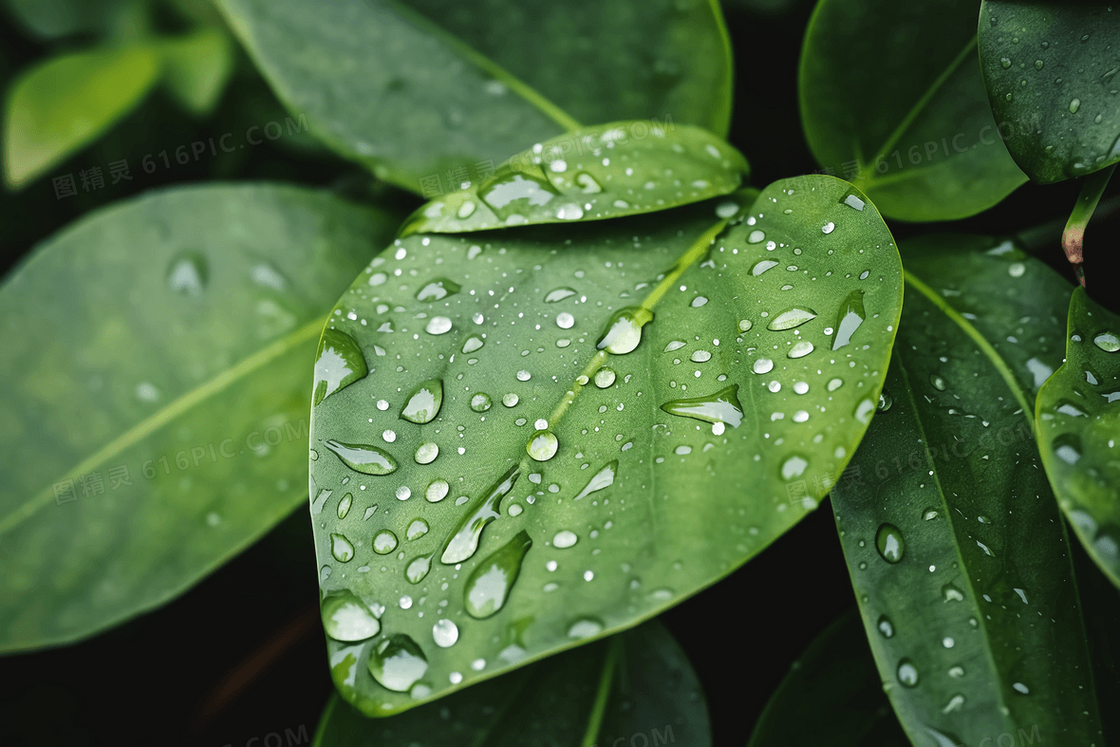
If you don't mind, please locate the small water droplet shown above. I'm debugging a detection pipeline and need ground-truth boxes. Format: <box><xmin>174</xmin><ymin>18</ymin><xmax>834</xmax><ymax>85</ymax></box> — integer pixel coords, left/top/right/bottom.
<box><xmin>406</xmin><ymin>553</ymin><xmax>433</xmax><ymax>584</ymax></box>
<box><xmin>166</xmin><ymin>252</ymin><xmax>207</xmax><ymax>295</ymax></box>
<box><xmin>661</xmin><ymin>384</ymin><xmax>744</xmax><ymax>428</ymax></box>
<box><xmin>415</xmin><ymin>442</ymin><xmax>440</xmax><ymax>464</ymax></box>
<box><xmin>788</xmin><ymin>341</ymin><xmax>814</xmax><ymax>359</ymax></box>
<box><xmin>426</xmin><ymin>479</ymin><xmax>450</xmax><ymax>503</ymax></box>
<box><xmin>832</xmin><ymin>290</ymin><xmax>865</xmax><ymax>350</ymax></box>
<box><xmin>314</xmin><ymin>329</ymin><xmax>369</xmax><ymax>406</ymax></box>
<box><xmin>470</xmin><ymin>392</ymin><xmax>493</xmax><ymax>412</ymax></box>
<box><xmin>567</xmin><ymin>618</ymin><xmax>604</xmax><ymax>638</ymax></box>
<box><xmin>401</xmin><ymin>379</ymin><xmax>443</xmax><ymax>423</ymax></box>
<box><xmin>545</xmin><ymin>287</ymin><xmax>577</xmax><ymax>303</ymax></box>
<box><xmin>337</xmin><ymin>492</ymin><xmax>352</xmax><ymax>520</ymax></box>
<box><xmin>373</xmin><ymin>530</ymin><xmax>399</xmax><ymax>554</ymax></box>
<box><xmin>821</xmin><ymin>221</ymin><xmax>836</xmax><ymax>234</ymax></box>
<box><xmin>441</xmin><ymin>466</ymin><xmax>520</xmax><ymax>564</ymax></box>
<box><xmin>432</xmin><ymin>618</ymin><xmax>459</xmax><ymax>648</ymax></box>
<box><xmin>752</xmin><ymin>358</ymin><xmax>774</xmax><ymax>374</ymax></box>
<box><xmin>768</xmin><ymin>307</ymin><xmax>818</xmax><ymax>331</ymax></box>
<box><xmin>527</xmin><ymin>430</ymin><xmax>559</xmax><ymax>461</ymax></box>
<box><xmin>407</xmin><ymin>518</ymin><xmax>430</xmax><ymax>541</ymax></box>
<box><xmin>415</xmin><ymin>278</ymin><xmax>461</xmax><ymax>302</ymax></box>
<box><xmin>325</xmin><ymin>440</ymin><xmax>398</xmax><ymax>475</ymax></box>
<box><xmin>876</xmin><ymin>523</ymin><xmax>905</xmax><ymax>563</ymax></box>
<box><xmin>878</xmin><ymin>615</ymin><xmax>894</xmax><ymax>638</ymax></box>
<box><xmin>897</xmin><ymin>659</ymin><xmax>920</xmax><ymax>687</ymax></box>
<box><xmin>594</xmin><ymin>368</ymin><xmax>617</xmax><ymax>388</ymax></box>
<box><xmin>596</xmin><ymin>307</ymin><xmax>654</xmax><ymax>355</ymax></box>
<box><xmin>553</xmin><ymin>530</ymin><xmax>578</xmax><ymax>548</ymax></box>
<box><xmin>464</xmin><ymin>530</ymin><xmax>533</xmax><ymax>618</ymax></box>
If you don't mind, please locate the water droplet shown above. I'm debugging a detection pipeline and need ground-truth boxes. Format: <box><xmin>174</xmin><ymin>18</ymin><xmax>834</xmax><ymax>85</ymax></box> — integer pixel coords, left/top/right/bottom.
<box><xmin>574</xmin><ymin>461</ymin><xmax>618</xmax><ymax>500</ymax></box>
<box><xmin>321</xmin><ymin>590</ymin><xmax>380</xmax><ymax>641</ymax></box>
<box><xmin>752</xmin><ymin>358</ymin><xmax>774</xmax><ymax>374</ymax></box>
<box><xmin>337</xmin><ymin>492</ymin><xmax>352</xmax><ymax>520</ymax></box>
<box><xmin>854</xmin><ymin>398</ymin><xmax>875</xmax><ymax>424</ymax></box>
<box><xmin>367</xmin><ymin>634</ymin><xmax>428</xmax><ymax>692</ymax></box>
<box><xmin>716</xmin><ymin>201</ymin><xmax>740</xmax><ymax>218</ymax></box>
<box><xmin>661</xmin><ymin>384</ymin><xmax>744</xmax><ymax>428</ymax></box>
<box><xmin>788</xmin><ymin>341</ymin><xmax>814</xmax><ymax>359</ymax></box>
<box><xmin>406</xmin><ymin>553</ymin><xmax>433</xmax><ymax>584</ymax></box>
<box><xmin>373</xmin><ymin>530</ymin><xmax>399</xmax><ymax>554</ymax></box>
<box><xmin>441</xmin><ymin>466</ymin><xmax>520</xmax><ymax>564</ymax></box>
<box><xmin>832</xmin><ymin>290</ymin><xmax>865</xmax><ymax>350</ymax></box>
<box><xmin>502</xmin><ymin>393</ymin><xmax>519</xmax><ymax>407</ymax></box>
<box><xmin>426</xmin><ymin>479</ymin><xmax>450</xmax><ymax>502</ymax></box>
<box><xmin>462</xmin><ymin>336</ymin><xmax>484</xmax><ymax>353</ymax></box>
<box><xmin>596</xmin><ymin>307</ymin><xmax>654</xmax><ymax>355</ymax></box>
<box><xmin>567</xmin><ymin>618</ymin><xmax>604</xmax><ymax>638</ymax></box>
<box><xmin>876</xmin><ymin>523</ymin><xmax>905</xmax><ymax>563</ymax></box>
<box><xmin>314</xmin><ymin>329</ymin><xmax>368</xmax><ymax>406</ymax></box>
<box><xmin>432</xmin><ymin>618</ymin><xmax>459</xmax><ymax>648</ymax></box>
<box><xmin>1094</xmin><ymin>332</ymin><xmax>1120</xmax><ymax>352</ymax></box>
<box><xmin>479</xmin><ymin>170</ymin><xmax>559</xmax><ymax>219</ymax></box>
<box><xmin>1000</xmin><ymin>56</ymin><xmax>1012</xmax><ymax>68</ymax></box>
<box><xmin>527</xmin><ymin>430</ymin><xmax>559</xmax><ymax>461</ymax></box>
<box><xmin>553</xmin><ymin>530</ymin><xmax>578</xmax><ymax>548</ymax></box>
<box><xmin>1035</xmin><ymin>59</ymin><xmax>1044</xmax><ymax>70</ymax></box>
<box><xmin>415</xmin><ymin>442</ymin><xmax>440</xmax><ymax>464</ymax></box>
<box><xmin>556</xmin><ymin>203</ymin><xmax>584</xmax><ymax>220</ymax></box>
<box><xmin>942</xmin><ymin>583</ymin><xmax>965</xmax><ymax>602</ymax></box>
<box><xmin>930</xmin><ymin>375</ymin><xmax>947</xmax><ymax>391</ymax></box>
<box><xmin>325</xmin><ymin>440</ymin><xmax>398</xmax><ymax>475</ymax></box>
<box><xmin>407</xmin><ymin>518</ymin><xmax>430</xmax><ymax>541</ymax></box>
<box><xmin>545</xmin><ymin>287</ymin><xmax>577</xmax><ymax>303</ymax></box>
<box><xmin>897</xmin><ymin>659</ymin><xmax>920</xmax><ymax>687</ymax></box>
<box><xmin>401</xmin><ymin>380</ymin><xmax>443</xmax><ymax>423</ymax></box>
<box><xmin>594</xmin><ymin>368</ymin><xmax>617</xmax><ymax>388</ymax></box>
<box><xmin>166</xmin><ymin>252</ymin><xmax>207</xmax><ymax>295</ymax></box>
<box><xmin>464</xmin><ymin>530</ymin><xmax>533</xmax><ymax>618</ymax></box>
<box><xmin>330</xmin><ymin>532</ymin><xmax>354</xmax><ymax>562</ymax></box>
<box><xmin>923</xmin><ymin>508</ymin><xmax>939</xmax><ymax>521</ymax></box>
<box><xmin>1070</xmin><ymin>98</ymin><xmax>1081</xmax><ymax>113</ymax></box>
<box><xmin>470</xmin><ymin>393</ymin><xmax>493</xmax><ymax>412</ymax></box>
<box><xmin>1054</xmin><ymin>433</ymin><xmax>1083</xmax><ymax>464</ymax></box>
<box><xmin>768</xmin><ymin>307</ymin><xmax>818</xmax><ymax>330</ymax></box>
<box><xmin>415</xmin><ymin>278</ymin><xmax>461</xmax><ymax>302</ymax></box>
<box><xmin>457</xmin><ymin>201</ymin><xmax>476</xmax><ymax>219</ymax></box>
<box><xmin>781</xmin><ymin>454</ymin><xmax>809</xmax><ymax>480</ymax></box>
<box><xmin>949</xmin><ymin>665</ymin><xmax>965</xmax><ymax>678</ymax></box>
<box><xmin>877</xmin><ymin>615</ymin><xmax>894</xmax><ymax>638</ymax></box>
<box><xmin>1012</xmin><ymin>682</ymin><xmax>1030</xmax><ymax>694</ymax></box>
<box><xmin>751</xmin><ymin>259</ymin><xmax>779</xmax><ymax>276</ymax></box>
<box><xmin>738</xmin><ymin>319</ymin><xmax>753</xmax><ymax>332</ymax></box>
<box><xmin>426</xmin><ymin>316</ymin><xmax>453</xmax><ymax>335</ymax></box>
<box><xmin>821</xmin><ymin>221</ymin><xmax>836</xmax><ymax>234</ymax></box>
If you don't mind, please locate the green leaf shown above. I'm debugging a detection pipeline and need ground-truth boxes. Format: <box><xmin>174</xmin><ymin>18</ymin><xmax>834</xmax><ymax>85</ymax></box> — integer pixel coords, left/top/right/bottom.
<box><xmin>831</xmin><ymin>236</ymin><xmax>1102</xmax><ymax>745</ymax></box>
<box><xmin>0</xmin><ymin>184</ymin><xmax>400</xmax><ymax>651</ymax></box>
<box><xmin>399</xmin><ymin>122</ymin><xmax>749</xmax><ymax>235</ymax></box>
<box><xmin>3</xmin><ymin>45</ymin><xmax>162</xmax><ymax>189</ymax></box>
<box><xmin>213</xmin><ymin>0</ymin><xmax>733</xmax><ymax>194</ymax></box>
<box><xmin>159</xmin><ymin>28</ymin><xmax>236</xmax><ymax>117</ymax></box>
<box><xmin>312</xmin><ymin>622</ymin><xmax>709</xmax><ymax>746</ymax></box>
<box><xmin>799</xmin><ymin>0</ymin><xmax>1027</xmax><ymax>221</ymax></box>
<box><xmin>404</xmin><ymin>0</ymin><xmax>735</xmax><ymax>139</ymax></box>
<box><xmin>3</xmin><ymin>0</ymin><xmax>133</xmax><ymax>39</ymax></box>
<box><xmin>979</xmin><ymin>2</ymin><xmax>1120</xmax><ymax>184</ymax></box>
<box><xmin>308</xmin><ymin>175</ymin><xmax>902</xmax><ymax>715</ymax></box>
<box><xmin>1036</xmin><ymin>288</ymin><xmax>1120</xmax><ymax>588</ymax></box>
<box><xmin>747</xmin><ymin>609</ymin><xmax>908</xmax><ymax>747</ymax></box>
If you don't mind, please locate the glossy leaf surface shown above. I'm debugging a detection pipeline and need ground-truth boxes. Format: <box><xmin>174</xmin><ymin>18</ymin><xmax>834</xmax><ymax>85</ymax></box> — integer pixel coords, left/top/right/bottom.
<box><xmin>214</xmin><ymin>0</ymin><xmax>732</xmax><ymax>194</ymax></box>
<box><xmin>399</xmin><ymin>122</ymin><xmax>748</xmax><ymax>235</ymax></box>
<box><xmin>832</xmin><ymin>237</ymin><xmax>1101</xmax><ymax>745</ymax></box>
<box><xmin>313</xmin><ymin>622</ymin><xmax>709</xmax><ymax>746</ymax></box>
<box><xmin>747</xmin><ymin>609</ymin><xmax>908</xmax><ymax>747</ymax></box>
<box><xmin>1036</xmin><ymin>288</ymin><xmax>1120</xmax><ymax>587</ymax></box>
<box><xmin>0</xmin><ymin>184</ymin><xmax>399</xmax><ymax>651</ymax></box>
<box><xmin>309</xmin><ymin>176</ymin><xmax>903</xmax><ymax>715</ymax></box>
<box><xmin>3</xmin><ymin>46</ymin><xmax>161</xmax><ymax>189</ymax></box>
<box><xmin>979</xmin><ymin>1</ymin><xmax>1120</xmax><ymax>184</ymax></box>
<box><xmin>3</xmin><ymin>0</ymin><xmax>132</xmax><ymax>39</ymax></box>
<box><xmin>799</xmin><ymin>0</ymin><xmax>1027</xmax><ymax>221</ymax></box>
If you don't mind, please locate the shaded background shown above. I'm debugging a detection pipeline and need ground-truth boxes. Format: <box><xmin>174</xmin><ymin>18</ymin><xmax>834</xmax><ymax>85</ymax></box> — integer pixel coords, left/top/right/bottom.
<box><xmin>1</xmin><ymin>0</ymin><xmax>1118</xmax><ymax>745</ymax></box>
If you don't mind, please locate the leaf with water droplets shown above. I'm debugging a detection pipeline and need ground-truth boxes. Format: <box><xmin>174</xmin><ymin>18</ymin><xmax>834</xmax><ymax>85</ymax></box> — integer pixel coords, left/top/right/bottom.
<box><xmin>979</xmin><ymin>2</ymin><xmax>1120</xmax><ymax>182</ymax></box>
<box><xmin>800</xmin><ymin>0</ymin><xmax>1027</xmax><ymax>220</ymax></box>
<box><xmin>312</xmin><ymin>622</ymin><xmax>710</xmax><ymax>746</ymax></box>
<box><xmin>0</xmin><ymin>184</ymin><xmax>400</xmax><ymax>652</ymax></box>
<box><xmin>309</xmin><ymin>176</ymin><xmax>902</xmax><ymax>715</ymax></box>
<box><xmin>831</xmin><ymin>235</ymin><xmax>1102</xmax><ymax>744</ymax></box>
<box><xmin>1036</xmin><ymin>288</ymin><xmax>1120</xmax><ymax>587</ymax></box>
<box><xmin>747</xmin><ymin>609</ymin><xmax>909</xmax><ymax>747</ymax></box>
<box><xmin>399</xmin><ymin>122</ymin><xmax>749</xmax><ymax>234</ymax></box>
<box><xmin>214</xmin><ymin>0</ymin><xmax>733</xmax><ymax>193</ymax></box>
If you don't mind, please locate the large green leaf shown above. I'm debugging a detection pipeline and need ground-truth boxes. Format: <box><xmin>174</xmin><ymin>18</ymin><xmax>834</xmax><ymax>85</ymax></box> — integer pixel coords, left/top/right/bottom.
<box><xmin>308</xmin><ymin>175</ymin><xmax>903</xmax><ymax>715</ymax></box>
<box><xmin>313</xmin><ymin>622</ymin><xmax>709</xmax><ymax>746</ymax></box>
<box><xmin>831</xmin><ymin>237</ymin><xmax>1101</xmax><ymax>745</ymax></box>
<box><xmin>1036</xmin><ymin>288</ymin><xmax>1120</xmax><ymax>588</ymax></box>
<box><xmin>799</xmin><ymin>0</ymin><xmax>1027</xmax><ymax>221</ymax></box>
<box><xmin>0</xmin><ymin>184</ymin><xmax>399</xmax><ymax>651</ymax></box>
<box><xmin>405</xmin><ymin>0</ymin><xmax>734</xmax><ymax>139</ymax></box>
<box><xmin>213</xmin><ymin>0</ymin><xmax>732</xmax><ymax>195</ymax></box>
<box><xmin>159</xmin><ymin>27</ymin><xmax>236</xmax><ymax>117</ymax></box>
<box><xmin>399</xmin><ymin>122</ymin><xmax>749</xmax><ymax>235</ymax></box>
<box><xmin>3</xmin><ymin>45</ymin><xmax>161</xmax><ymax>189</ymax></box>
<box><xmin>747</xmin><ymin>609</ymin><xmax>908</xmax><ymax>747</ymax></box>
<box><xmin>979</xmin><ymin>2</ymin><xmax>1120</xmax><ymax>184</ymax></box>
<box><xmin>3</xmin><ymin>0</ymin><xmax>133</xmax><ymax>39</ymax></box>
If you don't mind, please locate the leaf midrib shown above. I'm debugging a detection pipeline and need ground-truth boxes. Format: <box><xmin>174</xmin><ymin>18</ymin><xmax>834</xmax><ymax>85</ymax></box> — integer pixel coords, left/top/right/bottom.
<box><xmin>0</xmin><ymin>318</ymin><xmax>324</xmax><ymax>537</ymax></box>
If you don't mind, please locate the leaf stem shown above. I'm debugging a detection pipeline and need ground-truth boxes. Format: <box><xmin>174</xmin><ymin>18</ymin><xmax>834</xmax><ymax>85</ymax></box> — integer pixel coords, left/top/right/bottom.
<box><xmin>1063</xmin><ymin>163</ymin><xmax>1116</xmax><ymax>287</ymax></box>
<box><xmin>578</xmin><ymin>637</ymin><xmax>623</xmax><ymax>747</ymax></box>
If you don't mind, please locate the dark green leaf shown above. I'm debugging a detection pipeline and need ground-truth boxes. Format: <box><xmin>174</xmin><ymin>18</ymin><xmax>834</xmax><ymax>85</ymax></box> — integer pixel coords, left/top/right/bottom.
<box><xmin>979</xmin><ymin>2</ymin><xmax>1120</xmax><ymax>184</ymax></box>
<box><xmin>399</xmin><ymin>122</ymin><xmax>748</xmax><ymax>235</ymax></box>
<box><xmin>0</xmin><ymin>184</ymin><xmax>399</xmax><ymax>651</ymax></box>
<box><xmin>308</xmin><ymin>176</ymin><xmax>902</xmax><ymax>715</ymax></box>
<box><xmin>1036</xmin><ymin>288</ymin><xmax>1120</xmax><ymax>588</ymax></box>
<box><xmin>3</xmin><ymin>0</ymin><xmax>133</xmax><ymax>39</ymax></box>
<box><xmin>405</xmin><ymin>0</ymin><xmax>734</xmax><ymax>139</ymax></box>
<box><xmin>213</xmin><ymin>0</ymin><xmax>732</xmax><ymax>194</ymax></box>
<box><xmin>747</xmin><ymin>609</ymin><xmax>908</xmax><ymax>747</ymax></box>
<box><xmin>3</xmin><ymin>46</ymin><xmax>161</xmax><ymax>189</ymax></box>
<box><xmin>313</xmin><ymin>622</ymin><xmax>709</xmax><ymax>747</ymax></box>
<box><xmin>799</xmin><ymin>0</ymin><xmax>1027</xmax><ymax>221</ymax></box>
<box><xmin>159</xmin><ymin>28</ymin><xmax>236</xmax><ymax>117</ymax></box>
<box><xmin>831</xmin><ymin>237</ymin><xmax>1101</xmax><ymax>745</ymax></box>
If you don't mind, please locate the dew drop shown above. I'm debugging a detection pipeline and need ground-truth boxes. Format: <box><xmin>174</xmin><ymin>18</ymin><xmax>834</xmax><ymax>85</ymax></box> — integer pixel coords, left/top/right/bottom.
<box><xmin>464</xmin><ymin>530</ymin><xmax>533</xmax><ymax>618</ymax></box>
<box><xmin>368</xmin><ymin>634</ymin><xmax>428</xmax><ymax>692</ymax></box>
<box><xmin>876</xmin><ymin>523</ymin><xmax>905</xmax><ymax>563</ymax></box>
<box><xmin>401</xmin><ymin>380</ymin><xmax>443</xmax><ymax>423</ymax></box>
<box><xmin>321</xmin><ymin>590</ymin><xmax>380</xmax><ymax>641</ymax></box>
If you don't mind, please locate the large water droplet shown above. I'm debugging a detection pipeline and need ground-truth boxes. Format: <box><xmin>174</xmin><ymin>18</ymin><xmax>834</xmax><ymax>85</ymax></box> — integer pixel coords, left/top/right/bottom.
<box><xmin>527</xmin><ymin>430</ymin><xmax>559</xmax><ymax>461</ymax></box>
<box><xmin>768</xmin><ymin>307</ymin><xmax>818</xmax><ymax>331</ymax></box>
<box><xmin>877</xmin><ymin>615</ymin><xmax>894</xmax><ymax>638</ymax></box>
<box><xmin>414</xmin><ymin>442</ymin><xmax>440</xmax><ymax>464</ymax></box>
<box><xmin>545</xmin><ymin>287</ymin><xmax>577</xmax><ymax>303</ymax></box>
<box><xmin>1054</xmin><ymin>433</ymin><xmax>1083</xmax><ymax>464</ymax></box>
<box><xmin>832</xmin><ymin>290</ymin><xmax>866</xmax><ymax>350</ymax></box>
<box><xmin>416</xmin><ymin>278</ymin><xmax>461</xmax><ymax>302</ymax></box>
<box><xmin>596</xmin><ymin>307</ymin><xmax>654</xmax><ymax>355</ymax></box>
<box><xmin>368</xmin><ymin>634</ymin><xmax>428</xmax><ymax>692</ymax></box>
<box><xmin>594</xmin><ymin>368</ymin><xmax>617</xmax><ymax>388</ymax></box>
<box><xmin>464</xmin><ymin>530</ymin><xmax>533</xmax><ymax>618</ymax></box>
<box><xmin>314</xmin><ymin>329</ymin><xmax>368</xmax><ymax>406</ymax></box>
<box><xmin>660</xmin><ymin>384</ymin><xmax>744</xmax><ymax>428</ymax></box>
<box><xmin>373</xmin><ymin>529</ymin><xmax>399</xmax><ymax>554</ymax></box>
<box><xmin>574</xmin><ymin>461</ymin><xmax>618</xmax><ymax>500</ymax></box>
<box><xmin>407</xmin><ymin>518</ymin><xmax>430</xmax><ymax>541</ymax></box>
<box><xmin>876</xmin><ymin>523</ymin><xmax>905</xmax><ymax>563</ymax></box>
<box><xmin>406</xmin><ymin>553</ymin><xmax>433</xmax><ymax>584</ymax></box>
<box><xmin>324</xmin><ymin>440</ymin><xmax>398</xmax><ymax>475</ymax></box>
<box><xmin>1094</xmin><ymin>332</ymin><xmax>1120</xmax><ymax>352</ymax></box>
<box><xmin>401</xmin><ymin>379</ymin><xmax>444</xmax><ymax>423</ymax></box>
<box><xmin>330</xmin><ymin>533</ymin><xmax>355</xmax><ymax>562</ymax></box>
<box><xmin>788</xmin><ymin>341</ymin><xmax>814</xmax><ymax>359</ymax></box>
<box><xmin>553</xmin><ymin>530</ymin><xmax>578</xmax><ymax>548</ymax></box>
<box><xmin>470</xmin><ymin>393</ymin><xmax>493</xmax><ymax>412</ymax></box>
<box><xmin>568</xmin><ymin>618</ymin><xmax>604</xmax><ymax>638</ymax></box>
<box><xmin>479</xmin><ymin>170</ymin><xmax>559</xmax><ymax>219</ymax></box>
<box><xmin>321</xmin><ymin>590</ymin><xmax>380</xmax><ymax>641</ymax></box>
<box><xmin>751</xmin><ymin>259</ymin><xmax>779</xmax><ymax>276</ymax></box>
<box><xmin>462</xmin><ymin>336</ymin><xmax>484</xmax><ymax>354</ymax></box>
<box><xmin>432</xmin><ymin>618</ymin><xmax>459</xmax><ymax>648</ymax></box>
<box><xmin>426</xmin><ymin>479</ymin><xmax>450</xmax><ymax>502</ymax></box>
<box><xmin>441</xmin><ymin>466</ymin><xmax>520</xmax><ymax>564</ymax></box>
<box><xmin>753</xmin><ymin>358</ymin><xmax>774</xmax><ymax>374</ymax></box>
<box><xmin>166</xmin><ymin>252</ymin><xmax>207</xmax><ymax>295</ymax></box>
<box><xmin>897</xmin><ymin>659</ymin><xmax>920</xmax><ymax>687</ymax></box>
<box><xmin>337</xmin><ymin>492</ymin><xmax>352</xmax><ymax>520</ymax></box>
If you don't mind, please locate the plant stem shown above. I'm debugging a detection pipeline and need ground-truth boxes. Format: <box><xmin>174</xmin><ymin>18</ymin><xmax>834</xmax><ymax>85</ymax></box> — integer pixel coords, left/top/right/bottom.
<box><xmin>1063</xmin><ymin>163</ymin><xmax>1117</xmax><ymax>287</ymax></box>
